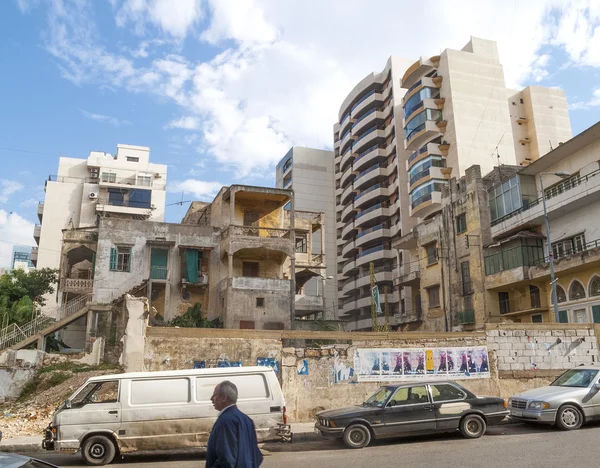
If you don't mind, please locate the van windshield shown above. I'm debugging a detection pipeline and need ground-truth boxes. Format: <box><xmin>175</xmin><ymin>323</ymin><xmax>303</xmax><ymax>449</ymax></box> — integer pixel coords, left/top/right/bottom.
<box><xmin>70</xmin><ymin>381</ymin><xmax>119</xmax><ymax>408</ymax></box>
<box><xmin>550</xmin><ymin>369</ymin><xmax>598</xmax><ymax>388</ymax></box>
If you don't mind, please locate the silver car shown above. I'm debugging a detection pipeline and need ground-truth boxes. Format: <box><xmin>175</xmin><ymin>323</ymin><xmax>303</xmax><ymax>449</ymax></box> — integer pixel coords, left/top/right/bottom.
<box><xmin>508</xmin><ymin>365</ymin><xmax>600</xmax><ymax>430</ymax></box>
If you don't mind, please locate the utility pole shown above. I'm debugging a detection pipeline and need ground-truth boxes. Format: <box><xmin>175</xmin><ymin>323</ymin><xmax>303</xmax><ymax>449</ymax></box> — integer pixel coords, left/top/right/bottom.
<box><xmin>383</xmin><ymin>286</ymin><xmax>390</xmax><ymax>332</ymax></box>
<box><xmin>370</xmin><ymin>262</ymin><xmax>380</xmax><ymax>332</ymax></box>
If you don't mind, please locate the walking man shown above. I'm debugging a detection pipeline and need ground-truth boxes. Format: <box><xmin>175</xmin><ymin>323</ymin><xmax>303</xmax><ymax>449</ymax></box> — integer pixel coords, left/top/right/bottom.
<box><xmin>206</xmin><ymin>380</ymin><xmax>263</xmax><ymax>467</ymax></box>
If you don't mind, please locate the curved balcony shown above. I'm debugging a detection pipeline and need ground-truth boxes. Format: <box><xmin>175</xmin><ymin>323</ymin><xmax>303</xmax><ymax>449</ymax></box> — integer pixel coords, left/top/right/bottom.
<box><xmin>335</xmin><ymin>186</ymin><xmax>343</xmax><ymax>198</ymax></box>
<box><xmin>356</xmin><ymin>226</ymin><xmax>392</xmax><ymax>248</ymax></box>
<box><xmin>341</xmin><ymin>299</ymin><xmax>358</xmax><ymax>315</ymax></box>
<box><xmin>385</xmin><ymin>138</ymin><xmax>397</xmax><ymax>156</ymax></box>
<box><xmin>342</xmin><ymin>240</ymin><xmax>358</xmax><ymax>258</ymax></box>
<box><xmin>336</xmin><ymin>220</ymin><xmax>345</xmax><ymax>231</ymax></box>
<box><xmin>335</xmin><ymin>171</ymin><xmax>342</xmax><ymax>182</ymax></box>
<box><xmin>354</xmin><ymin>165</ymin><xmax>386</xmax><ymax>191</ymax></box>
<box><xmin>340</xmin><ymin>149</ymin><xmax>354</xmax><ymax>172</ymax></box>
<box><xmin>336</xmin><ymin>236</ymin><xmax>346</xmax><ymax>247</ymax></box>
<box><xmin>334</xmin><ymin>139</ymin><xmax>340</xmax><ymax>150</ymax></box>
<box><xmin>401</xmin><ymin>59</ymin><xmax>437</xmax><ymax>94</ymax></box>
<box><xmin>384</xmin><ymin>120</ymin><xmax>395</xmax><ymax>138</ymax></box>
<box><xmin>341</xmin><ymin>220</ymin><xmax>357</xmax><ymax>240</ymax></box>
<box><xmin>410</xmin><ymin>186</ymin><xmax>444</xmax><ymax>218</ymax></box>
<box><xmin>341</xmin><ymin>279</ymin><xmax>357</xmax><ymax>298</ymax></box>
<box><xmin>354</xmin><ymin>185</ymin><xmax>389</xmax><ymax>210</ymax></box>
<box><xmin>352</xmin><ymin>109</ymin><xmax>385</xmax><ymax>136</ymax></box>
<box><xmin>342</xmin><ymin>259</ymin><xmax>358</xmax><ymax>276</ymax></box>
<box><xmin>353</xmin><ymin>146</ymin><xmax>386</xmax><ymax>173</ymax></box>
<box><xmin>356</xmin><ymin>271</ymin><xmax>394</xmax><ymax>290</ymax></box>
<box><xmin>353</xmin><ymin>128</ymin><xmax>386</xmax><ymax>154</ymax></box>
<box><xmin>341</xmin><ymin>202</ymin><xmax>356</xmax><ymax>222</ymax></box>
<box><xmin>409</xmin><ymin>166</ymin><xmax>448</xmax><ymax>192</ymax></box>
<box><xmin>355</xmin><ymin>205</ymin><xmax>391</xmax><ymax>229</ymax></box>
<box><xmin>355</xmin><ymin>245</ymin><xmax>395</xmax><ymax>269</ymax></box>
<box><xmin>405</xmin><ymin>119</ymin><xmax>443</xmax><ymax>151</ymax></box>
<box><xmin>404</xmin><ymin>96</ymin><xmax>440</xmax><ymax>127</ymax></box>
<box><xmin>351</xmin><ymin>91</ymin><xmax>384</xmax><ymax>118</ymax></box>
<box><xmin>340</xmin><ymin>129</ymin><xmax>355</xmax><ymax>154</ymax></box>
<box><xmin>339</xmin><ymin>113</ymin><xmax>353</xmax><ymax>136</ymax></box>
<box><xmin>340</xmin><ymin>165</ymin><xmax>356</xmax><ymax>188</ymax></box>
<box><xmin>341</xmin><ymin>182</ymin><xmax>356</xmax><ymax>205</ymax></box>
<box><xmin>407</xmin><ymin>141</ymin><xmax>443</xmax><ymax>170</ymax></box>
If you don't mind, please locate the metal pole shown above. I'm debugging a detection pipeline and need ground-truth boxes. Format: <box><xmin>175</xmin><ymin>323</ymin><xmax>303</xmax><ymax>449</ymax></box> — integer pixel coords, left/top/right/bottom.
<box><xmin>541</xmin><ymin>175</ymin><xmax>559</xmax><ymax>322</ymax></box>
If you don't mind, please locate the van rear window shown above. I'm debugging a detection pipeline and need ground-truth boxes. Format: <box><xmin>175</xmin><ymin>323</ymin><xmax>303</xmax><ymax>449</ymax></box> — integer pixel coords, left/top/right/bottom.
<box><xmin>196</xmin><ymin>374</ymin><xmax>269</xmax><ymax>402</ymax></box>
<box><xmin>130</xmin><ymin>378</ymin><xmax>190</xmax><ymax>405</ymax></box>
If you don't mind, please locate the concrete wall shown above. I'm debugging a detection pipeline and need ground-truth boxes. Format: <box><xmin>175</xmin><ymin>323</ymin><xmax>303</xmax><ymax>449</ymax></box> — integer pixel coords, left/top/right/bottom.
<box><xmin>0</xmin><ymin>350</ymin><xmax>44</xmax><ymax>401</ymax></box>
<box><xmin>139</xmin><ymin>324</ymin><xmax>599</xmax><ymax>422</ymax></box>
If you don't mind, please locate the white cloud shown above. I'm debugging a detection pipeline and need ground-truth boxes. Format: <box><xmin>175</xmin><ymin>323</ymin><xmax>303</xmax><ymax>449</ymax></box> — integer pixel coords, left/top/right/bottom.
<box><xmin>19</xmin><ymin>199</ymin><xmax>40</xmax><ymax>208</ymax></box>
<box><xmin>114</xmin><ymin>0</ymin><xmax>204</xmax><ymax>38</ymax></box>
<box><xmin>165</xmin><ymin>116</ymin><xmax>200</xmax><ymax>130</ymax></box>
<box><xmin>0</xmin><ymin>180</ymin><xmax>24</xmax><ymax>203</ymax></box>
<box><xmin>169</xmin><ymin>179</ymin><xmax>223</xmax><ymax>200</ymax></box>
<box><xmin>0</xmin><ymin>210</ymin><xmax>35</xmax><ymax>268</ymax></box>
<box><xmin>570</xmin><ymin>88</ymin><xmax>600</xmax><ymax>110</ymax></box>
<box><xmin>81</xmin><ymin>110</ymin><xmax>132</xmax><ymax>126</ymax></box>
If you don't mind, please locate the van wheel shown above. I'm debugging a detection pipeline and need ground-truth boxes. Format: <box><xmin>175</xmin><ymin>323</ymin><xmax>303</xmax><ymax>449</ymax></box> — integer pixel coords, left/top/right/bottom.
<box><xmin>342</xmin><ymin>424</ymin><xmax>371</xmax><ymax>449</ymax></box>
<box><xmin>81</xmin><ymin>435</ymin><xmax>117</xmax><ymax>466</ymax></box>
<box><xmin>459</xmin><ymin>414</ymin><xmax>486</xmax><ymax>439</ymax></box>
<box><xmin>556</xmin><ymin>404</ymin><xmax>583</xmax><ymax>430</ymax></box>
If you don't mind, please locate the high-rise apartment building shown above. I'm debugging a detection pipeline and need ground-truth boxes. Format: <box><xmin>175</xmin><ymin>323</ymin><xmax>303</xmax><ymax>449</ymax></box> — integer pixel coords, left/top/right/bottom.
<box><xmin>11</xmin><ymin>245</ymin><xmax>34</xmax><ymax>270</ymax></box>
<box><xmin>276</xmin><ymin>147</ymin><xmax>337</xmax><ymax>318</ymax></box>
<box><xmin>35</xmin><ymin>144</ymin><xmax>167</xmax><ymax>313</ymax></box>
<box><xmin>334</xmin><ymin>37</ymin><xmax>572</xmax><ymax>330</ymax></box>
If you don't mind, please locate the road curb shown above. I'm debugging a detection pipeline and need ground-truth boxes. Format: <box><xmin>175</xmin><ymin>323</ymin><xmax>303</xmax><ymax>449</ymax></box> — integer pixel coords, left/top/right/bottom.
<box><xmin>292</xmin><ymin>431</ymin><xmax>320</xmax><ymax>444</ymax></box>
<box><xmin>0</xmin><ymin>442</ymin><xmax>44</xmax><ymax>454</ymax></box>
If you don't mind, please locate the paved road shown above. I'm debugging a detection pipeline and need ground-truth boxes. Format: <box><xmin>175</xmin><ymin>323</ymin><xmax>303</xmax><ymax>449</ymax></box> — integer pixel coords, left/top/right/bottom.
<box><xmin>29</xmin><ymin>422</ymin><xmax>600</xmax><ymax>468</ymax></box>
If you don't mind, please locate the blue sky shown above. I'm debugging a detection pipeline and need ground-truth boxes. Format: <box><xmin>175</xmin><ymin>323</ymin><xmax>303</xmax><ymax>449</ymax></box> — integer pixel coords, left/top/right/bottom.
<box><xmin>1</xmin><ymin>0</ymin><xmax>599</xmax><ymax>267</ymax></box>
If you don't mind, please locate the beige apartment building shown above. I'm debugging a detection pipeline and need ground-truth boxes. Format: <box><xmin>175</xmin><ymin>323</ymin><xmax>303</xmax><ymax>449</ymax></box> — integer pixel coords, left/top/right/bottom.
<box><xmin>334</xmin><ymin>36</ymin><xmax>572</xmax><ymax>330</ymax></box>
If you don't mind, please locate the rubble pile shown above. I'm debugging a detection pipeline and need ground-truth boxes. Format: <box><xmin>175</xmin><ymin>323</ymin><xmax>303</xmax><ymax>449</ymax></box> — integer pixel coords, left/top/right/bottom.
<box><xmin>0</xmin><ymin>367</ymin><xmax>119</xmax><ymax>439</ymax></box>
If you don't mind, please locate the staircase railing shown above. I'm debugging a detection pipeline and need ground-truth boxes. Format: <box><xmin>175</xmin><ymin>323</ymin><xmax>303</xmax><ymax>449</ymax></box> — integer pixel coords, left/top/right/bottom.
<box><xmin>0</xmin><ymin>293</ymin><xmax>92</xmax><ymax>351</ymax></box>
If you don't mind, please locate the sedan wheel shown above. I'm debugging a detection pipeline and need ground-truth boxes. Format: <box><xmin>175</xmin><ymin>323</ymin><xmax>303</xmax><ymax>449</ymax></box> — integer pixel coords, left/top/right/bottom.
<box><xmin>459</xmin><ymin>414</ymin><xmax>487</xmax><ymax>439</ymax></box>
<box><xmin>342</xmin><ymin>424</ymin><xmax>371</xmax><ymax>449</ymax></box>
<box><xmin>556</xmin><ymin>405</ymin><xmax>583</xmax><ymax>430</ymax></box>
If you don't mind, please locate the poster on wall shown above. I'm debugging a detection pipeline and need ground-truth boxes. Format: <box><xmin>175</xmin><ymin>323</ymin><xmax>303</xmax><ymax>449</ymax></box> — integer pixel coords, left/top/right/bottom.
<box><xmin>354</xmin><ymin>346</ymin><xmax>490</xmax><ymax>382</ymax></box>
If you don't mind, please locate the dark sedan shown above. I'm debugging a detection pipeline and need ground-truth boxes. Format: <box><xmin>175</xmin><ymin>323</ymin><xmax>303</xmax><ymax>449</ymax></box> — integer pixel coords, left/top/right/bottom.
<box><xmin>315</xmin><ymin>381</ymin><xmax>508</xmax><ymax>448</ymax></box>
<box><xmin>0</xmin><ymin>452</ymin><xmax>60</xmax><ymax>468</ymax></box>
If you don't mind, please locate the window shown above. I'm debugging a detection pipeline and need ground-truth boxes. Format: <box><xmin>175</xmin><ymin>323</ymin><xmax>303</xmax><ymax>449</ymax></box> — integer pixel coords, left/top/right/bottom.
<box><xmin>520</xmin><ymin>98</ymin><xmax>524</xmax><ymax>104</ymax></box>
<box><xmin>108</xmin><ymin>189</ymin><xmax>125</xmax><ymax>206</ymax></box>
<box><xmin>296</xmin><ymin>234</ymin><xmax>308</xmax><ymax>253</ymax></box>
<box><xmin>71</xmin><ymin>380</ymin><xmax>119</xmax><ymax>408</ymax></box>
<box><xmin>461</xmin><ymin>261</ymin><xmax>472</xmax><ymax>294</ymax></box>
<box><xmin>427</xmin><ymin>286</ymin><xmax>440</xmax><ymax>308</ymax></box>
<box><xmin>240</xmin><ymin>320</ymin><xmax>255</xmax><ymax>329</ymax></box>
<box><xmin>545</xmin><ymin>173</ymin><xmax>580</xmax><ymax>199</ymax></box>
<box><xmin>129</xmin><ymin>189</ymin><xmax>151</xmax><ymax>208</ymax></box>
<box><xmin>101</xmin><ymin>172</ymin><xmax>117</xmax><ymax>183</ymax></box>
<box><xmin>569</xmin><ymin>281</ymin><xmax>586</xmax><ymax>301</ymax></box>
<box><xmin>573</xmin><ymin>309</ymin><xmax>588</xmax><ymax>323</ymax></box>
<box><xmin>137</xmin><ymin>175</ymin><xmax>152</xmax><ymax>186</ymax></box>
<box><xmin>531</xmin><ymin>314</ymin><xmax>543</xmax><ymax>323</ymax></box>
<box><xmin>558</xmin><ymin>310</ymin><xmax>569</xmax><ymax>323</ymax></box>
<box><xmin>530</xmin><ymin>285</ymin><xmax>541</xmax><ymax>308</ymax></box>
<box><xmin>592</xmin><ymin>305</ymin><xmax>600</xmax><ymax>324</ymax></box>
<box><xmin>456</xmin><ymin>213</ymin><xmax>467</xmax><ymax>234</ymax></box>
<box><xmin>389</xmin><ymin>386</ymin><xmax>429</xmax><ymax>406</ymax></box>
<box><xmin>425</xmin><ymin>242</ymin><xmax>437</xmax><ymax>265</ymax></box>
<box><xmin>131</xmin><ymin>378</ymin><xmax>190</xmax><ymax>405</ymax></box>
<box><xmin>243</xmin><ymin>262</ymin><xmax>259</xmax><ymax>278</ymax></box>
<box><xmin>126</xmin><ymin>156</ymin><xmax>140</xmax><ymax>162</ymax></box>
<box><xmin>110</xmin><ymin>247</ymin><xmax>131</xmax><ymax>272</ymax></box>
<box><xmin>430</xmin><ymin>384</ymin><xmax>465</xmax><ymax>402</ymax></box>
<box><xmin>263</xmin><ymin>322</ymin><xmax>285</xmax><ymax>330</ymax></box>
<box><xmin>499</xmin><ymin>292</ymin><xmax>510</xmax><ymax>314</ymax></box>
<box><xmin>556</xmin><ymin>285</ymin><xmax>567</xmax><ymax>303</ymax></box>
<box><xmin>196</xmin><ymin>375</ymin><xmax>268</xmax><ymax>402</ymax></box>
<box><xmin>256</xmin><ymin>297</ymin><xmax>265</xmax><ymax>308</ymax></box>
<box><xmin>589</xmin><ymin>276</ymin><xmax>600</xmax><ymax>297</ymax></box>
<box><xmin>552</xmin><ymin>233</ymin><xmax>586</xmax><ymax>259</ymax></box>
<box><xmin>488</xmin><ymin>176</ymin><xmax>522</xmax><ymax>221</ymax></box>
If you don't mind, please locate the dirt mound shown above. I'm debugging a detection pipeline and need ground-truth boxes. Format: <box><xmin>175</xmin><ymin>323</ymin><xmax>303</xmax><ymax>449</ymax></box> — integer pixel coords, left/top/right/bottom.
<box><xmin>1</xmin><ymin>363</ymin><xmax>121</xmax><ymax>439</ymax></box>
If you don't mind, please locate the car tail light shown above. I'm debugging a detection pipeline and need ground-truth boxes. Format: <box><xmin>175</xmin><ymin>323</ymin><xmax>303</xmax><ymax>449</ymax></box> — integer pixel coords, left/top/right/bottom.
<box><xmin>503</xmin><ymin>399</ymin><xmax>508</xmax><ymax>409</ymax></box>
<box><xmin>283</xmin><ymin>406</ymin><xmax>287</xmax><ymax>425</ymax></box>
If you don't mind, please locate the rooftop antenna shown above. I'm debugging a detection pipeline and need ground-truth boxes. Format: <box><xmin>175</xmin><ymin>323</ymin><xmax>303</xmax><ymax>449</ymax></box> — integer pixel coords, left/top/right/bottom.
<box><xmin>167</xmin><ymin>192</ymin><xmax>191</xmax><ymax>207</ymax></box>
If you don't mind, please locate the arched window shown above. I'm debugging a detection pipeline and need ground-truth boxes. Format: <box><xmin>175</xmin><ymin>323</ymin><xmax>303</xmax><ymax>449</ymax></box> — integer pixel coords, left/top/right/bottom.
<box><xmin>569</xmin><ymin>280</ymin><xmax>586</xmax><ymax>301</ymax></box>
<box><xmin>589</xmin><ymin>276</ymin><xmax>600</xmax><ymax>297</ymax></box>
<box><xmin>556</xmin><ymin>285</ymin><xmax>567</xmax><ymax>303</ymax></box>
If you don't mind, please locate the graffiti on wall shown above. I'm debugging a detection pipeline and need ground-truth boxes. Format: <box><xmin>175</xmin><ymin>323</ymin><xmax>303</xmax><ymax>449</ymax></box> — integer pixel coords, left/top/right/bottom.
<box><xmin>257</xmin><ymin>357</ymin><xmax>279</xmax><ymax>373</ymax></box>
<box><xmin>354</xmin><ymin>346</ymin><xmax>490</xmax><ymax>382</ymax></box>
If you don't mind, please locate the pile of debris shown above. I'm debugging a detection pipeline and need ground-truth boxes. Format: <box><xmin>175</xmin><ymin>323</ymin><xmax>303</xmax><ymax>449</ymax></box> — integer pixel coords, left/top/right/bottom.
<box><xmin>0</xmin><ymin>364</ymin><xmax>120</xmax><ymax>439</ymax></box>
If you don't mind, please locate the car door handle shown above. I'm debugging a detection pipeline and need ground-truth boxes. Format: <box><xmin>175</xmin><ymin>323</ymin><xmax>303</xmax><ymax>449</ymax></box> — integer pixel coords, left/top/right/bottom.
<box><xmin>108</xmin><ymin>410</ymin><xmax>118</xmax><ymax>415</ymax></box>
<box><xmin>423</xmin><ymin>405</ymin><xmax>434</xmax><ymax>410</ymax></box>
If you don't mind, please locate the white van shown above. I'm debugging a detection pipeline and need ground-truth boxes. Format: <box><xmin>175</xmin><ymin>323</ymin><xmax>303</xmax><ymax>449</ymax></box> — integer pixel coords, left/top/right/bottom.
<box><xmin>41</xmin><ymin>366</ymin><xmax>287</xmax><ymax>466</ymax></box>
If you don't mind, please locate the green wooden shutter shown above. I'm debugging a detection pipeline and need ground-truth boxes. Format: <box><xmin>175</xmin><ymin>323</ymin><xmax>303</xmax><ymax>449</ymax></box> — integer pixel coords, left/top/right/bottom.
<box><xmin>109</xmin><ymin>248</ymin><xmax>117</xmax><ymax>271</ymax></box>
<box><xmin>558</xmin><ymin>310</ymin><xmax>569</xmax><ymax>323</ymax></box>
<box><xmin>185</xmin><ymin>249</ymin><xmax>199</xmax><ymax>283</ymax></box>
<box><xmin>592</xmin><ymin>305</ymin><xmax>600</xmax><ymax>324</ymax></box>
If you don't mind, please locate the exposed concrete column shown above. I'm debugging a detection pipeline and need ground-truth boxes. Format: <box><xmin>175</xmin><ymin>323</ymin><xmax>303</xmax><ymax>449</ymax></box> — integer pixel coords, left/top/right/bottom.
<box><xmin>85</xmin><ymin>309</ymin><xmax>94</xmax><ymax>349</ymax></box>
<box><xmin>290</xmin><ymin>195</ymin><xmax>296</xmax><ymax>330</ymax></box>
<box><xmin>228</xmin><ymin>253</ymin><xmax>233</xmax><ymax>278</ymax></box>
<box><xmin>37</xmin><ymin>335</ymin><xmax>45</xmax><ymax>351</ymax></box>
<box><xmin>230</xmin><ymin>190</ymin><xmax>236</xmax><ymax>225</ymax></box>
<box><xmin>320</xmin><ymin>222</ymin><xmax>325</xmax><ymax>258</ymax></box>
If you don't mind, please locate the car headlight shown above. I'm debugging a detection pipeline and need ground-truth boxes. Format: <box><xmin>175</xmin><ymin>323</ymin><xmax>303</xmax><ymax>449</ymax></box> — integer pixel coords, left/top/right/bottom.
<box><xmin>507</xmin><ymin>398</ymin><xmax>512</xmax><ymax>407</ymax></box>
<box><xmin>528</xmin><ymin>401</ymin><xmax>550</xmax><ymax>410</ymax></box>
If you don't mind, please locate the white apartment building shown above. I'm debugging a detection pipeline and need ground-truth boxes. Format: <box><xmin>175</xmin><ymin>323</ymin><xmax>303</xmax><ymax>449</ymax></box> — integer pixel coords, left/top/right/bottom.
<box><xmin>35</xmin><ymin>144</ymin><xmax>167</xmax><ymax>314</ymax></box>
<box><xmin>276</xmin><ymin>147</ymin><xmax>337</xmax><ymax>318</ymax></box>
<box><xmin>334</xmin><ymin>37</ymin><xmax>572</xmax><ymax>330</ymax></box>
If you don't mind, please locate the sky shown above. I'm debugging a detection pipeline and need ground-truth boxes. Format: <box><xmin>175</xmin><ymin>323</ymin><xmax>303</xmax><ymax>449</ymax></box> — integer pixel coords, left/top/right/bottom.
<box><xmin>0</xmin><ymin>0</ymin><xmax>599</xmax><ymax>267</ymax></box>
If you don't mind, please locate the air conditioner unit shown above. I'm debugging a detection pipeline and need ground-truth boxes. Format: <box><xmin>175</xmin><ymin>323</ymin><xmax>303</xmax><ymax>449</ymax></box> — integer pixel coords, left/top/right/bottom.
<box><xmin>89</xmin><ymin>192</ymin><xmax>98</xmax><ymax>199</ymax></box>
<box><xmin>154</xmin><ymin>173</ymin><xmax>162</xmax><ymax>178</ymax></box>
<box><xmin>90</xmin><ymin>168</ymin><xmax>99</xmax><ymax>174</ymax></box>
<box><xmin>90</xmin><ymin>173</ymin><xmax>99</xmax><ymax>179</ymax></box>
<box><xmin>200</xmin><ymin>274</ymin><xmax>209</xmax><ymax>284</ymax></box>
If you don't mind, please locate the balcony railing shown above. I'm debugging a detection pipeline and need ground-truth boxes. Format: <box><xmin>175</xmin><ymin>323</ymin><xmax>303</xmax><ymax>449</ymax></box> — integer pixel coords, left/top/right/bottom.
<box><xmin>359</xmin><ymin>244</ymin><xmax>385</xmax><ymax>258</ymax></box>
<box><xmin>405</xmin><ymin>123</ymin><xmax>426</xmax><ymax>142</ymax></box>
<box><xmin>499</xmin><ymin>294</ymin><xmax>549</xmax><ymax>314</ymax></box>
<box><xmin>411</xmin><ymin>192</ymin><xmax>432</xmax><ymax>209</ymax></box>
<box><xmin>150</xmin><ymin>266</ymin><xmax>168</xmax><ymax>280</ymax></box>
<box><xmin>357</xmin><ymin>223</ymin><xmax>385</xmax><ymax>238</ymax></box>
<box><xmin>490</xmin><ymin>167</ymin><xmax>600</xmax><ymax>227</ymax></box>
<box><xmin>354</xmin><ymin>107</ymin><xmax>377</xmax><ymax>124</ymax></box>
<box><xmin>358</xmin><ymin>163</ymin><xmax>383</xmax><ymax>179</ymax></box>
<box><xmin>97</xmin><ymin>198</ymin><xmax>152</xmax><ymax>209</ymax></box>
<box><xmin>405</xmin><ymin>80</ymin><xmax>422</xmax><ymax>96</ymax></box>
<box><xmin>355</xmin><ymin>144</ymin><xmax>380</xmax><ymax>163</ymax></box>
<box><xmin>355</xmin><ymin>183</ymin><xmax>382</xmax><ymax>201</ymax></box>
<box><xmin>353</xmin><ymin>125</ymin><xmax>378</xmax><ymax>146</ymax></box>
<box><xmin>408</xmin><ymin>144</ymin><xmax>429</xmax><ymax>165</ymax></box>
<box><xmin>224</xmin><ymin>225</ymin><xmax>291</xmax><ymax>239</ymax></box>
<box><xmin>484</xmin><ymin>245</ymin><xmax>545</xmax><ymax>275</ymax></box>
<box><xmin>60</xmin><ymin>278</ymin><xmax>94</xmax><ymax>292</ymax></box>
<box><xmin>351</xmin><ymin>89</ymin><xmax>377</xmax><ymax>111</ymax></box>
<box><xmin>457</xmin><ymin>310</ymin><xmax>476</xmax><ymax>324</ymax></box>
<box><xmin>356</xmin><ymin>203</ymin><xmax>382</xmax><ymax>219</ymax></box>
<box><xmin>410</xmin><ymin>168</ymin><xmax>430</xmax><ymax>186</ymax></box>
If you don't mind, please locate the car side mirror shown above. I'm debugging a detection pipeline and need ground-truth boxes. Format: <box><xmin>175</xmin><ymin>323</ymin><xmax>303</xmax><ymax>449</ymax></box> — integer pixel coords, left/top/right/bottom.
<box><xmin>65</xmin><ymin>399</ymin><xmax>72</xmax><ymax>409</ymax></box>
<box><xmin>388</xmin><ymin>400</ymin><xmax>396</xmax><ymax>407</ymax></box>
<box><xmin>594</xmin><ymin>382</ymin><xmax>600</xmax><ymax>390</ymax></box>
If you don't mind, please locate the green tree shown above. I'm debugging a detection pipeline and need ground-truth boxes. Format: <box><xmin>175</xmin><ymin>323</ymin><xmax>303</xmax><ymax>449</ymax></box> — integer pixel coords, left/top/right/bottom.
<box><xmin>168</xmin><ymin>302</ymin><xmax>212</xmax><ymax>328</ymax></box>
<box><xmin>0</xmin><ymin>268</ymin><xmax>58</xmax><ymax>327</ymax></box>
